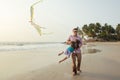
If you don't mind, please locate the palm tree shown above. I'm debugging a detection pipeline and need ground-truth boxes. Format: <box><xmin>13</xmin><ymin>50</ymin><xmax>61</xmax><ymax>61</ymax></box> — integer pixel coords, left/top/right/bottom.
<box><xmin>99</xmin><ymin>23</ymin><xmax>115</xmax><ymax>41</ymax></box>
<box><xmin>116</xmin><ymin>24</ymin><xmax>120</xmax><ymax>40</ymax></box>
<box><xmin>82</xmin><ymin>24</ymin><xmax>89</xmax><ymax>35</ymax></box>
<box><xmin>77</xmin><ymin>27</ymin><xmax>83</xmax><ymax>38</ymax></box>
<box><xmin>88</xmin><ymin>23</ymin><xmax>96</xmax><ymax>38</ymax></box>
<box><xmin>82</xmin><ymin>22</ymin><xmax>119</xmax><ymax>41</ymax></box>
<box><xmin>96</xmin><ymin>23</ymin><xmax>102</xmax><ymax>34</ymax></box>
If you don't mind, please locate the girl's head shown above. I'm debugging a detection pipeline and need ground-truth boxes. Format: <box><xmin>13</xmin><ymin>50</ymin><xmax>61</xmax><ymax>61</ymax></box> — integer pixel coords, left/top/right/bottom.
<box><xmin>75</xmin><ymin>39</ymin><xmax>80</xmax><ymax>49</ymax></box>
<box><xmin>71</xmin><ymin>41</ymin><xmax>76</xmax><ymax>49</ymax></box>
<box><xmin>71</xmin><ymin>39</ymin><xmax>81</xmax><ymax>49</ymax></box>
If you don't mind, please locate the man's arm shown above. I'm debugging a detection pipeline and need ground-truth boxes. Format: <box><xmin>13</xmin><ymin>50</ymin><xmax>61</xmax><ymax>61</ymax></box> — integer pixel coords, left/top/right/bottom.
<box><xmin>79</xmin><ymin>37</ymin><xmax>83</xmax><ymax>48</ymax></box>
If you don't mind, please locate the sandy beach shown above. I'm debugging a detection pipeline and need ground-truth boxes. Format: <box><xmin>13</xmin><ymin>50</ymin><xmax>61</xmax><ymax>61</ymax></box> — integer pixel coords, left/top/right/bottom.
<box><xmin>1</xmin><ymin>42</ymin><xmax>120</xmax><ymax>80</ymax></box>
<box><xmin>0</xmin><ymin>0</ymin><xmax>120</xmax><ymax>80</ymax></box>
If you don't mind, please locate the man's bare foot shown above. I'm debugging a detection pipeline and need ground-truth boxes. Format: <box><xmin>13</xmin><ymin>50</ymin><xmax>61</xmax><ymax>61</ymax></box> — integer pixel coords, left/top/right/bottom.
<box><xmin>78</xmin><ymin>69</ymin><xmax>82</xmax><ymax>72</ymax></box>
<box><xmin>73</xmin><ymin>72</ymin><xmax>77</xmax><ymax>76</ymax></box>
<box><xmin>73</xmin><ymin>70</ymin><xmax>77</xmax><ymax>76</ymax></box>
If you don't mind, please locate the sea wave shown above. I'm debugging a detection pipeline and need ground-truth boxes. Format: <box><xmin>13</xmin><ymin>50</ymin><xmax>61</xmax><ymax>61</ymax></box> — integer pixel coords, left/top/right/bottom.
<box><xmin>0</xmin><ymin>42</ymin><xmax>64</xmax><ymax>52</ymax></box>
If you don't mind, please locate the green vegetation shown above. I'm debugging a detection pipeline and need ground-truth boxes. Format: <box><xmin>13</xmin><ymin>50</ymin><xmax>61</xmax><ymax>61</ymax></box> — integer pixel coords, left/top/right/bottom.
<box><xmin>77</xmin><ymin>23</ymin><xmax>120</xmax><ymax>41</ymax></box>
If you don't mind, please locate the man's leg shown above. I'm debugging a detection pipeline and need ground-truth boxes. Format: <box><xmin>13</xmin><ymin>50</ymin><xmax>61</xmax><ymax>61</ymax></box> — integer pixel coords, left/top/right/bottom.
<box><xmin>76</xmin><ymin>53</ymin><xmax>82</xmax><ymax>72</ymax></box>
<box><xmin>72</xmin><ymin>53</ymin><xmax>77</xmax><ymax>75</ymax></box>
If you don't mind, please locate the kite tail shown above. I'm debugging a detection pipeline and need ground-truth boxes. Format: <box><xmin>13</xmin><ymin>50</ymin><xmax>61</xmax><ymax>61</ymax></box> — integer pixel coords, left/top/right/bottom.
<box><xmin>30</xmin><ymin>21</ymin><xmax>42</xmax><ymax>36</ymax></box>
<box><xmin>30</xmin><ymin>6</ymin><xmax>34</xmax><ymax>21</ymax></box>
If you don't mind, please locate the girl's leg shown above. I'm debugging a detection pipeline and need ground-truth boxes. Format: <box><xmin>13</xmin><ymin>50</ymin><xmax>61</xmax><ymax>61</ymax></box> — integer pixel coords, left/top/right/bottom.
<box><xmin>58</xmin><ymin>51</ymin><xmax>64</xmax><ymax>56</ymax></box>
<box><xmin>59</xmin><ymin>57</ymin><xmax>68</xmax><ymax>63</ymax></box>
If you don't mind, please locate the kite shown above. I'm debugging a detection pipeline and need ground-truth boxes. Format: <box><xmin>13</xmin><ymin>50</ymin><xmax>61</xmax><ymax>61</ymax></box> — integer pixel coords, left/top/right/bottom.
<box><xmin>29</xmin><ymin>21</ymin><xmax>45</xmax><ymax>36</ymax></box>
<box><xmin>29</xmin><ymin>0</ymin><xmax>52</xmax><ymax>36</ymax></box>
<box><xmin>29</xmin><ymin>0</ymin><xmax>43</xmax><ymax>36</ymax></box>
<box><xmin>30</xmin><ymin>0</ymin><xmax>43</xmax><ymax>22</ymax></box>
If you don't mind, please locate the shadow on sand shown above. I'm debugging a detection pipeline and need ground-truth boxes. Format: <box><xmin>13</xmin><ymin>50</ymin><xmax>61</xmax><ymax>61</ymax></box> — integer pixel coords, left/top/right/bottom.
<box><xmin>70</xmin><ymin>57</ymin><xmax>120</xmax><ymax>80</ymax></box>
<box><xmin>74</xmin><ymin>71</ymin><xmax>120</xmax><ymax>80</ymax></box>
<box><xmin>87</xmin><ymin>48</ymin><xmax>101</xmax><ymax>54</ymax></box>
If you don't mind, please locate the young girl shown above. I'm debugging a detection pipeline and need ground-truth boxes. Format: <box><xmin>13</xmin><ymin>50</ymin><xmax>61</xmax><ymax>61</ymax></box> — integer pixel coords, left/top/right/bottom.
<box><xmin>58</xmin><ymin>40</ymin><xmax>80</xmax><ymax>63</ymax></box>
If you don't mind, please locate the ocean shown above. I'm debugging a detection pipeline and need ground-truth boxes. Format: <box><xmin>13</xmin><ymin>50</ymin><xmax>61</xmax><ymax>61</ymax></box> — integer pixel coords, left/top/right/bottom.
<box><xmin>0</xmin><ymin>42</ymin><xmax>65</xmax><ymax>52</ymax></box>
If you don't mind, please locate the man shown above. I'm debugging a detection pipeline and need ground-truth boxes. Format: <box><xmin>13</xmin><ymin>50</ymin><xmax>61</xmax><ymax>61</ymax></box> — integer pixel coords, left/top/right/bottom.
<box><xmin>66</xmin><ymin>28</ymin><xmax>82</xmax><ymax>75</ymax></box>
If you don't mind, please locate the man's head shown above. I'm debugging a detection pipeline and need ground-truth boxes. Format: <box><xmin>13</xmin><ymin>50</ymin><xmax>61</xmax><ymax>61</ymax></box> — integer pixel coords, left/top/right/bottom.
<box><xmin>73</xmin><ymin>28</ymin><xmax>78</xmax><ymax>36</ymax></box>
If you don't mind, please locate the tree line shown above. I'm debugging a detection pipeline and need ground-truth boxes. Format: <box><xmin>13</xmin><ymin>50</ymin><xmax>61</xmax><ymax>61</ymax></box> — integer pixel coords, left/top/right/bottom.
<box><xmin>77</xmin><ymin>22</ymin><xmax>120</xmax><ymax>41</ymax></box>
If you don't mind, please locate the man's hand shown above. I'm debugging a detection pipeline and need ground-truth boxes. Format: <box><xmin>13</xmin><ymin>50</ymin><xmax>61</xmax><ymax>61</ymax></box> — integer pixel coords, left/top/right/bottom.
<box><xmin>66</xmin><ymin>40</ymin><xmax>71</xmax><ymax>45</ymax></box>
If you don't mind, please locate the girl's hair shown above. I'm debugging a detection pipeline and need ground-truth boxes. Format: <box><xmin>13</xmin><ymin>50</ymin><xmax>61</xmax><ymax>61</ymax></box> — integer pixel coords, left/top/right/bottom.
<box><xmin>71</xmin><ymin>41</ymin><xmax>76</xmax><ymax>49</ymax></box>
<box><xmin>75</xmin><ymin>39</ymin><xmax>80</xmax><ymax>49</ymax></box>
<box><xmin>71</xmin><ymin>40</ymin><xmax>80</xmax><ymax>49</ymax></box>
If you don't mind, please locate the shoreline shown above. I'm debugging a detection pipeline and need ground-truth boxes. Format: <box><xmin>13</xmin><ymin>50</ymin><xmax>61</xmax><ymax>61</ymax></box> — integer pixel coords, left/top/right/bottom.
<box><xmin>86</xmin><ymin>41</ymin><xmax>120</xmax><ymax>45</ymax></box>
<box><xmin>86</xmin><ymin>41</ymin><xmax>120</xmax><ymax>43</ymax></box>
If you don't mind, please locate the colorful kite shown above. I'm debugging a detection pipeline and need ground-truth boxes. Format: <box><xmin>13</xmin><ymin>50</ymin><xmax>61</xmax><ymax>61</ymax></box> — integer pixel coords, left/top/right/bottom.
<box><xmin>29</xmin><ymin>21</ymin><xmax>45</xmax><ymax>36</ymax></box>
<box><xmin>30</xmin><ymin>0</ymin><xmax>43</xmax><ymax>22</ymax></box>
<box><xmin>30</xmin><ymin>0</ymin><xmax>53</xmax><ymax>36</ymax></box>
<box><xmin>30</xmin><ymin>0</ymin><xmax>50</xmax><ymax>36</ymax></box>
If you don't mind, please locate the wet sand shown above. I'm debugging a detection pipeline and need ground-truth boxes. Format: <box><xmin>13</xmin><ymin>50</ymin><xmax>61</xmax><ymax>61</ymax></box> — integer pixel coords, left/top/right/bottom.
<box><xmin>8</xmin><ymin>42</ymin><xmax>120</xmax><ymax>80</ymax></box>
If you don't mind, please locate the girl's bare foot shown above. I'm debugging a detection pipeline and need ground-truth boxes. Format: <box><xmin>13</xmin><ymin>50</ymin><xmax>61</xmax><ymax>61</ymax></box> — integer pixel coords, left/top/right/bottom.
<box><xmin>59</xmin><ymin>60</ymin><xmax>62</xmax><ymax>63</ymax></box>
<box><xmin>58</xmin><ymin>53</ymin><xmax>61</xmax><ymax>56</ymax></box>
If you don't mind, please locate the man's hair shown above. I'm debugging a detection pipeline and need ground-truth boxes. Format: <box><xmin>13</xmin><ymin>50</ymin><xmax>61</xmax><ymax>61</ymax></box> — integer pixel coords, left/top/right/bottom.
<box><xmin>73</xmin><ymin>28</ymin><xmax>78</xmax><ymax>31</ymax></box>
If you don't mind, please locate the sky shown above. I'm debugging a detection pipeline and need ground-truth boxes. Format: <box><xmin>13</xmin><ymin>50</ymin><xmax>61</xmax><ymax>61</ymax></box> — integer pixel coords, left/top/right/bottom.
<box><xmin>0</xmin><ymin>0</ymin><xmax>120</xmax><ymax>42</ymax></box>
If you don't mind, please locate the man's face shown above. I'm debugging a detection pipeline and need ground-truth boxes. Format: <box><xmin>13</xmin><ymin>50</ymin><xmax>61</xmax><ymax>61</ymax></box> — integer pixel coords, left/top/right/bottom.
<box><xmin>73</xmin><ymin>30</ymin><xmax>77</xmax><ymax>35</ymax></box>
